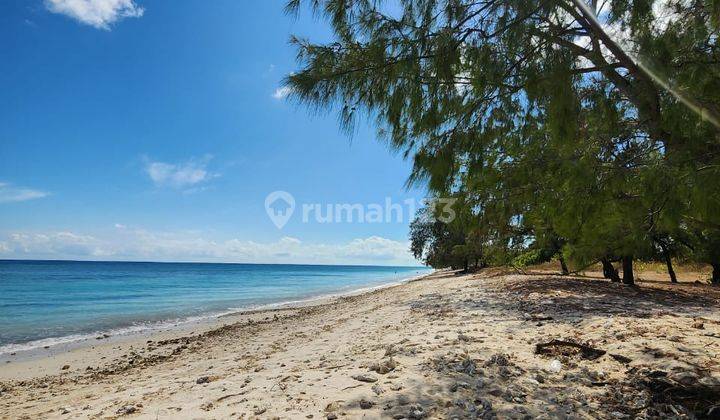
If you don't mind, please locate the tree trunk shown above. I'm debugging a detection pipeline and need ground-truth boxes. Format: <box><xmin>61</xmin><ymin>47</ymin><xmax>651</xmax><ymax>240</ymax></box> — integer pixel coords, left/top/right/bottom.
<box><xmin>463</xmin><ymin>258</ymin><xmax>469</xmax><ymax>273</ymax></box>
<box><xmin>713</xmin><ymin>263</ymin><xmax>720</xmax><ymax>285</ymax></box>
<box><xmin>655</xmin><ymin>240</ymin><xmax>677</xmax><ymax>283</ymax></box>
<box><xmin>622</xmin><ymin>256</ymin><xmax>635</xmax><ymax>285</ymax></box>
<box><xmin>559</xmin><ymin>255</ymin><xmax>569</xmax><ymax>275</ymax></box>
<box><xmin>601</xmin><ymin>258</ymin><xmax>620</xmax><ymax>282</ymax></box>
<box><xmin>660</xmin><ymin>246</ymin><xmax>677</xmax><ymax>283</ymax></box>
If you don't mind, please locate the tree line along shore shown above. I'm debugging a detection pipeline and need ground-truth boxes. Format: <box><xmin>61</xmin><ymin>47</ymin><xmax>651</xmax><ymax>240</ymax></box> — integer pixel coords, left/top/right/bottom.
<box><xmin>282</xmin><ymin>0</ymin><xmax>720</xmax><ymax>285</ymax></box>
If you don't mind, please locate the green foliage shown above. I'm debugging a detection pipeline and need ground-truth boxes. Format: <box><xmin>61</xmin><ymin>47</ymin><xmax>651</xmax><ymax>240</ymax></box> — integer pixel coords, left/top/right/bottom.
<box><xmin>512</xmin><ymin>249</ymin><xmax>545</xmax><ymax>270</ymax></box>
<box><xmin>286</xmin><ymin>0</ymin><xmax>720</xmax><ymax>279</ymax></box>
<box><xmin>409</xmin><ymin>195</ymin><xmax>485</xmax><ymax>269</ymax></box>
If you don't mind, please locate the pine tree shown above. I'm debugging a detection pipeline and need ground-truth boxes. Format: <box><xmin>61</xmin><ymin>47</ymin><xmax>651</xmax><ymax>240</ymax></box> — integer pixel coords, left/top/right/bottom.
<box><xmin>285</xmin><ymin>0</ymin><xmax>720</xmax><ymax>282</ymax></box>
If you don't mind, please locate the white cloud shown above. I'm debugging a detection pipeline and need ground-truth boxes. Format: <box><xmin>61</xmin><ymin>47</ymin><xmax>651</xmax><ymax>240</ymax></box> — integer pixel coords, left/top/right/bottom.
<box><xmin>272</xmin><ymin>86</ymin><xmax>292</xmax><ymax>99</ymax></box>
<box><xmin>6</xmin><ymin>232</ymin><xmax>104</xmax><ymax>257</ymax></box>
<box><xmin>0</xmin><ymin>229</ymin><xmax>420</xmax><ymax>266</ymax></box>
<box><xmin>144</xmin><ymin>155</ymin><xmax>218</xmax><ymax>191</ymax></box>
<box><xmin>340</xmin><ymin>236</ymin><xmax>411</xmax><ymax>261</ymax></box>
<box><xmin>0</xmin><ymin>182</ymin><xmax>49</xmax><ymax>203</ymax></box>
<box><xmin>45</xmin><ymin>0</ymin><xmax>144</xmax><ymax>30</ymax></box>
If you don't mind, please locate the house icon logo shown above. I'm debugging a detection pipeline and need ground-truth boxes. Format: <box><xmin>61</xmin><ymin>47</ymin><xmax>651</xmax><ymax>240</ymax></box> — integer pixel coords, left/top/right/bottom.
<box><xmin>265</xmin><ymin>191</ymin><xmax>295</xmax><ymax>229</ymax></box>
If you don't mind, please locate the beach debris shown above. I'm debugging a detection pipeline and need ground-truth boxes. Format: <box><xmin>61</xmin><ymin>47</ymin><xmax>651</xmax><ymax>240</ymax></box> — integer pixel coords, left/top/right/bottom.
<box><xmin>692</xmin><ymin>320</ymin><xmax>705</xmax><ymax>329</ymax></box>
<box><xmin>359</xmin><ymin>399</ymin><xmax>375</xmax><ymax>409</ymax></box>
<box><xmin>425</xmin><ymin>352</ymin><xmax>483</xmax><ymax>376</ymax></box>
<box><xmin>324</xmin><ymin>402</ymin><xmax>340</xmax><ymax>413</ymax></box>
<box><xmin>609</xmin><ymin>353</ymin><xmax>632</xmax><ymax>364</ymax></box>
<box><xmin>326</xmin><ymin>414</ymin><xmax>338</xmax><ymax>420</ymax></box>
<box><xmin>385</xmin><ymin>342</ymin><xmax>418</xmax><ymax>357</ymax></box>
<box><xmin>61</xmin><ymin>365</ymin><xmax>70</xmax><ymax>370</ymax></box>
<box><xmin>485</xmin><ymin>353</ymin><xmax>511</xmax><ymax>366</ymax></box>
<box><xmin>504</xmin><ymin>385</ymin><xmax>529</xmax><ymax>403</ymax></box>
<box><xmin>352</xmin><ymin>374</ymin><xmax>378</xmax><ymax>383</ymax></box>
<box><xmin>621</xmin><ymin>368</ymin><xmax>720</xmax><ymax>418</ymax></box>
<box><xmin>116</xmin><ymin>405</ymin><xmax>137</xmax><ymax>416</ymax></box>
<box><xmin>447</xmin><ymin>396</ymin><xmax>493</xmax><ymax>417</ymax></box>
<box><xmin>580</xmin><ymin>367</ymin><xmax>608</xmax><ymax>383</ymax></box>
<box><xmin>535</xmin><ymin>339</ymin><xmax>606</xmax><ymax>360</ymax></box>
<box><xmin>216</xmin><ymin>391</ymin><xmax>247</xmax><ymax>403</ymax></box>
<box><xmin>384</xmin><ymin>344</ymin><xmax>398</xmax><ymax>357</ymax></box>
<box><xmin>371</xmin><ymin>384</ymin><xmax>385</xmax><ymax>395</ymax></box>
<box><xmin>369</xmin><ymin>358</ymin><xmax>397</xmax><ymax>374</ymax></box>
<box><xmin>449</xmin><ymin>382</ymin><xmax>470</xmax><ymax>392</ymax></box>
<box><xmin>484</xmin><ymin>352</ymin><xmax>525</xmax><ymax>378</ymax></box>
<box><xmin>669</xmin><ymin>371</ymin><xmax>699</xmax><ymax>386</ymax></box>
<box><xmin>459</xmin><ymin>358</ymin><xmax>478</xmax><ymax>375</ymax></box>
<box><xmin>196</xmin><ymin>376</ymin><xmax>211</xmax><ymax>384</ymax></box>
<box><xmin>547</xmin><ymin>359</ymin><xmax>562</xmax><ymax>373</ymax></box>
<box><xmin>407</xmin><ymin>405</ymin><xmax>426</xmax><ymax>419</ymax></box>
<box><xmin>523</xmin><ymin>313</ymin><xmax>554</xmax><ymax>322</ymax></box>
<box><xmin>487</xmin><ymin>388</ymin><xmax>503</xmax><ymax>397</ymax></box>
<box><xmin>253</xmin><ymin>407</ymin><xmax>267</xmax><ymax>415</ymax></box>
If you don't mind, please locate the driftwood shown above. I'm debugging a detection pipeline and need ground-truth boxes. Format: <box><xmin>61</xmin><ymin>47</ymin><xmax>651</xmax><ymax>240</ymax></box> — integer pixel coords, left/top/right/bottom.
<box><xmin>640</xmin><ymin>374</ymin><xmax>720</xmax><ymax>417</ymax></box>
<box><xmin>535</xmin><ymin>340</ymin><xmax>607</xmax><ymax>360</ymax></box>
<box><xmin>215</xmin><ymin>391</ymin><xmax>247</xmax><ymax>403</ymax></box>
<box><xmin>524</xmin><ymin>315</ymin><xmax>553</xmax><ymax>322</ymax></box>
<box><xmin>609</xmin><ymin>353</ymin><xmax>632</xmax><ymax>364</ymax></box>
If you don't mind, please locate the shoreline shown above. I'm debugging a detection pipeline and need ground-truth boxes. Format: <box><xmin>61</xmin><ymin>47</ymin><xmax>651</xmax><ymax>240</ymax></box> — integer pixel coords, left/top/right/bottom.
<box><xmin>2</xmin><ymin>269</ymin><xmax>718</xmax><ymax>419</ymax></box>
<box><xmin>0</xmin><ymin>269</ymin><xmax>436</xmax><ymax>370</ymax></box>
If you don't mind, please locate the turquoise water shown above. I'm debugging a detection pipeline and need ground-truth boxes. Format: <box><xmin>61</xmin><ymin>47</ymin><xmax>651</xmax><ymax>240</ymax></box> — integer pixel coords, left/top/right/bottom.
<box><xmin>0</xmin><ymin>260</ymin><xmax>431</xmax><ymax>354</ymax></box>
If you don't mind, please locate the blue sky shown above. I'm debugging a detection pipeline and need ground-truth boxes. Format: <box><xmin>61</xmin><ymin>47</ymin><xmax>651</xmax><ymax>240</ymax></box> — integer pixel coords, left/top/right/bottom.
<box><xmin>0</xmin><ymin>0</ymin><xmax>426</xmax><ymax>265</ymax></box>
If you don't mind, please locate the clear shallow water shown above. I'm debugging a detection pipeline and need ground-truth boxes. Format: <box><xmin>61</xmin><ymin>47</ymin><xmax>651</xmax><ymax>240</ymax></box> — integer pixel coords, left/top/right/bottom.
<box><xmin>0</xmin><ymin>260</ymin><xmax>431</xmax><ymax>354</ymax></box>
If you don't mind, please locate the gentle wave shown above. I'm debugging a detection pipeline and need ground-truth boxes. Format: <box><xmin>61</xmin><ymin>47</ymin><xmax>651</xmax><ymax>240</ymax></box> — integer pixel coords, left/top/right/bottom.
<box><xmin>0</xmin><ymin>270</ymin><xmax>433</xmax><ymax>356</ymax></box>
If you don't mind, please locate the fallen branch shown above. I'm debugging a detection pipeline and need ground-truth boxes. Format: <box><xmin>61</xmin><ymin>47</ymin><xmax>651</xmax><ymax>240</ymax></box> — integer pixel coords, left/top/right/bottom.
<box><xmin>310</xmin><ymin>363</ymin><xmax>351</xmax><ymax>370</ymax></box>
<box><xmin>524</xmin><ymin>315</ymin><xmax>553</xmax><ymax>322</ymax></box>
<box><xmin>216</xmin><ymin>391</ymin><xmax>247</xmax><ymax>402</ymax></box>
<box><xmin>535</xmin><ymin>339</ymin><xmax>606</xmax><ymax>360</ymax></box>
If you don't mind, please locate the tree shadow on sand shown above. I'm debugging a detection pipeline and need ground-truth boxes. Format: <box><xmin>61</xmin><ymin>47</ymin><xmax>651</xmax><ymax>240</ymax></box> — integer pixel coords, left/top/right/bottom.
<box><xmin>376</xmin><ymin>274</ymin><xmax>720</xmax><ymax>418</ymax></box>
<box><xmin>484</xmin><ymin>275</ymin><xmax>720</xmax><ymax>319</ymax></box>
<box><xmin>338</xmin><ymin>347</ymin><xmax>635</xmax><ymax>419</ymax></box>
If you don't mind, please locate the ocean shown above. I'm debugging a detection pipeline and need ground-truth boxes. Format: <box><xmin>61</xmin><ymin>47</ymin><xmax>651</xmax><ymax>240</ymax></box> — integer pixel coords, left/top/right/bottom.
<box><xmin>0</xmin><ymin>260</ymin><xmax>431</xmax><ymax>354</ymax></box>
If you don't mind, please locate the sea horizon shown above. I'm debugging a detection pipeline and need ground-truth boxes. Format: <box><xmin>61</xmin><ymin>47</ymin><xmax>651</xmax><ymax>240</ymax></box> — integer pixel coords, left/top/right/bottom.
<box><xmin>0</xmin><ymin>258</ymin><xmax>428</xmax><ymax>268</ymax></box>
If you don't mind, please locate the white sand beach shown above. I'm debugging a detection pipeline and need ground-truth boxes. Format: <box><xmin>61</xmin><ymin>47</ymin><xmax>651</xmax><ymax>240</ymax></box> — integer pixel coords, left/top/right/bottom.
<box><xmin>2</xmin><ymin>269</ymin><xmax>719</xmax><ymax>419</ymax></box>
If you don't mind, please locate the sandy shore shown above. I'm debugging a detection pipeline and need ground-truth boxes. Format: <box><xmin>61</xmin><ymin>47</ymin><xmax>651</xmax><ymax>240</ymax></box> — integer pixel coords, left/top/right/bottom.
<box><xmin>1</xmin><ymin>269</ymin><xmax>719</xmax><ymax>419</ymax></box>
<box><xmin>0</xmin><ymin>274</ymin><xmax>427</xmax><ymax>375</ymax></box>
